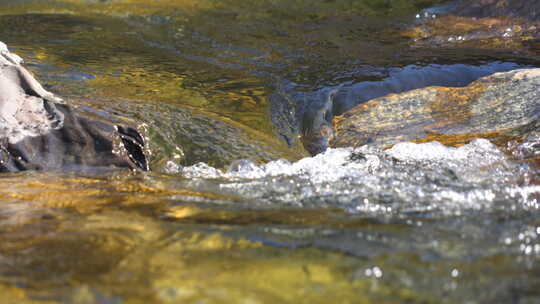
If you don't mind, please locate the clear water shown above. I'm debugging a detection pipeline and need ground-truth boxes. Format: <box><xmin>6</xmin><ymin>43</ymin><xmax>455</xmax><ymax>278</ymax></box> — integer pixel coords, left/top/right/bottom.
<box><xmin>0</xmin><ymin>1</ymin><xmax>539</xmax><ymax>303</ymax></box>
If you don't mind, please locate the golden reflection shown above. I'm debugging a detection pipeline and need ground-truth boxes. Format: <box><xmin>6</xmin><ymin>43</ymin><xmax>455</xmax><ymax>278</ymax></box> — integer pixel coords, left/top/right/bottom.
<box><xmin>164</xmin><ymin>205</ymin><xmax>413</xmax><ymax>232</ymax></box>
<box><xmin>0</xmin><ymin>284</ymin><xmax>58</xmax><ymax>304</ymax></box>
<box><xmin>2</xmin><ymin>0</ymin><xmax>448</xmax><ymax>18</ymax></box>
<box><xmin>0</xmin><ymin>207</ymin><xmax>431</xmax><ymax>303</ymax></box>
<box><xmin>0</xmin><ymin>2</ymin><xmax>306</xmax><ymax>161</ymax></box>
<box><xmin>0</xmin><ymin>0</ymin><xmax>214</xmax><ymax>17</ymax></box>
<box><xmin>0</xmin><ymin>173</ymin><xmax>230</xmax><ymax>215</ymax></box>
<box><xmin>0</xmin><ymin>169</ymin><xmax>427</xmax><ymax>303</ymax></box>
<box><xmin>87</xmin><ymin>69</ymin><xmax>208</xmax><ymax>107</ymax></box>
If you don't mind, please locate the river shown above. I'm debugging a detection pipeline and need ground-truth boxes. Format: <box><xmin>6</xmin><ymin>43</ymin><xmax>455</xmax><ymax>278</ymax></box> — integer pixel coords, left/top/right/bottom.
<box><xmin>0</xmin><ymin>1</ymin><xmax>539</xmax><ymax>303</ymax></box>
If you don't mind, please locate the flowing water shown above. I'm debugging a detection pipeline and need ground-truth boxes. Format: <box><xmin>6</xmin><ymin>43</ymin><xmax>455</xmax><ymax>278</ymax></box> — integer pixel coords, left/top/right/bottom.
<box><xmin>0</xmin><ymin>0</ymin><xmax>540</xmax><ymax>303</ymax></box>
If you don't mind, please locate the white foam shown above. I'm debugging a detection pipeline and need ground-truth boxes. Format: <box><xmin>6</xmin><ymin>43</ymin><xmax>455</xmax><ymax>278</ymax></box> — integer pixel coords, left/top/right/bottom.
<box><xmin>174</xmin><ymin>138</ymin><xmax>538</xmax><ymax>215</ymax></box>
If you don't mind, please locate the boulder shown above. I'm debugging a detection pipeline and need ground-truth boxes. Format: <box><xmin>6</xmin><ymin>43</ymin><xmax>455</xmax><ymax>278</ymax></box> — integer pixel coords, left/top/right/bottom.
<box><xmin>0</xmin><ymin>42</ymin><xmax>147</xmax><ymax>172</ymax></box>
<box><xmin>273</xmin><ymin>63</ymin><xmax>523</xmax><ymax>155</ymax></box>
<box><xmin>403</xmin><ymin>0</ymin><xmax>540</xmax><ymax>55</ymax></box>
<box><xmin>452</xmin><ymin>0</ymin><xmax>540</xmax><ymax>21</ymax></box>
<box><xmin>331</xmin><ymin>68</ymin><xmax>540</xmax><ymax>148</ymax></box>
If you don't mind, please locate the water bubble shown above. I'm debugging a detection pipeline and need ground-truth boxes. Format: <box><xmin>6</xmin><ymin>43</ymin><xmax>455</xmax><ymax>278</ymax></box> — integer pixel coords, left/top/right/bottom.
<box><xmin>364</xmin><ymin>266</ymin><xmax>383</xmax><ymax>278</ymax></box>
<box><xmin>373</xmin><ymin>267</ymin><xmax>383</xmax><ymax>278</ymax></box>
<box><xmin>522</xmin><ymin>245</ymin><xmax>533</xmax><ymax>255</ymax></box>
<box><xmin>182</xmin><ymin>162</ymin><xmax>223</xmax><ymax>179</ymax></box>
<box><xmin>164</xmin><ymin>160</ymin><xmax>182</xmax><ymax>174</ymax></box>
<box><xmin>227</xmin><ymin>159</ymin><xmax>264</xmax><ymax>178</ymax></box>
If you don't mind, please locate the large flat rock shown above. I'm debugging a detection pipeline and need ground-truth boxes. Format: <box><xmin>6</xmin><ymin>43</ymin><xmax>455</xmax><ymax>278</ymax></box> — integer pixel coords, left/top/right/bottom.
<box><xmin>404</xmin><ymin>0</ymin><xmax>540</xmax><ymax>56</ymax></box>
<box><xmin>331</xmin><ymin>68</ymin><xmax>540</xmax><ymax>148</ymax></box>
<box><xmin>452</xmin><ymin>0</ymin><xmax>540</xmax><ymax>21</ymax></box>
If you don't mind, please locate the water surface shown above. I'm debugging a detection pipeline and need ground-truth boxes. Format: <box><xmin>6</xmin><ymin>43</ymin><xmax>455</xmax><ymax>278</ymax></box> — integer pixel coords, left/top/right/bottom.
<box><xmin>0</xmin><ymin>0</ymin><xmax>539</xmax><ymax>303</ymax></box>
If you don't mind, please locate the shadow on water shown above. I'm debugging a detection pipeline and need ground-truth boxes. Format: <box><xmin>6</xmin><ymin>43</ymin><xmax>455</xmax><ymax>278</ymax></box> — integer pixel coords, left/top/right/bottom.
<box><xmin>0</xmin><ymin>0</ymin><xmax>539</xmax><ymax>303</ymax></box>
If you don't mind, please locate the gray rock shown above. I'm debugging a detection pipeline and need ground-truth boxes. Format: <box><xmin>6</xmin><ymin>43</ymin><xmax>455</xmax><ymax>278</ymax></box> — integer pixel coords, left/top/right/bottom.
<box><xmin>0</xmin><ymin>42</ymin><xmax>147</xmax><ymax>172</ymax></box>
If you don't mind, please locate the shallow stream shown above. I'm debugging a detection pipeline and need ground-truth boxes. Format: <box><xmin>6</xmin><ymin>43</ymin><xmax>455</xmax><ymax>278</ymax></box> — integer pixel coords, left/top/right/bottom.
<box><xmin>0</xmin><ymin>1</ymin><xmax>539</xmax><ymax>303</ymax></box>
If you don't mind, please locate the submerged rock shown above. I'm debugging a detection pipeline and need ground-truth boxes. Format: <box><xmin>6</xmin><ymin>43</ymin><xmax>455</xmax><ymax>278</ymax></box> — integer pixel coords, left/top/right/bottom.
<box><xmin>452</xmin><ymin>0</ymin><xmax>540</xmax><ymax>21</ymax></box>
<box><xmin>0</xmin><ymin>42</ymin><xmax>147</xmax><ymax>172</ymax></box>
<box><xmin>405</xmin><ymin>0</ymin><xmax>540</xmax><ymax>54</ymax></box>
<box><xmin>331</xmin><ymin>68</ymin><xmax>540</xmax><ymax>149</ymax></box>
<box><xmin>113</xmin><ymin>98</ymin><xmax>306</xmax><ymax>171</ymax></box>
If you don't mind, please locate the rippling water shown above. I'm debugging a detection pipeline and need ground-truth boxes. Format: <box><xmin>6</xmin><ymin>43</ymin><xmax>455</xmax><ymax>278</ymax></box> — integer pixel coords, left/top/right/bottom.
<box><xmin>0</xmin><ymin>0</ymin><xmax>539</xmax><ymax>303</ymax></box>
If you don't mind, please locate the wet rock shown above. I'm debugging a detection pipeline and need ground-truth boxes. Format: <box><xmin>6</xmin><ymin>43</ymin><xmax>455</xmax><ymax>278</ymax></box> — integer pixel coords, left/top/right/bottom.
<box><xmin>331</xmin><ymin>68</ymin><xmax>540</xmax><ymax>149</ymax></box>
<box><xmin>329</xmin><ymin>62</ymin><xmax>522</xmax><ymax>116</ymax></box>
<box><xmin>273</xmin><ymin>62</ymin><xmax>523</xmax><ymax>156</ymax></box>
<box><xmin>405</xmin><ymin>15</ymin><xmax>539</xmax><ymax>54</ymax></box>
<box><xmin>452</xmin><ymin>0</ymin><xmax>540</xmax><ymax>21</ymax></box>
<box><xmin>269</xmin><ymin>81</ymin><xmax>335</xmax><ymax>156</ymax></box>
<box><xmin>405</xmin><ymin>0</ymin><xmax>540</xmax><ymax>55</ymax></box>
<box><xmin>0</xmin><ymin>42</ymin><xmax>147</xmax><ymax>172</ymax></box>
